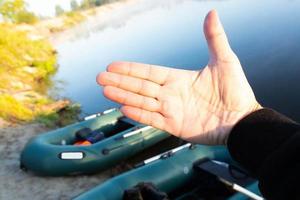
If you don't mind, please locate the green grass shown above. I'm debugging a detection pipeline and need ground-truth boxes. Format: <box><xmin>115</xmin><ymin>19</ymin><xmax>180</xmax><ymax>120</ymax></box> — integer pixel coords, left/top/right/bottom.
<box><xmin>36</xmin><ymin>104</ymin><xmax>81</xmax><ymax>127</ymax></box>
<box><xmin>49</xmin><ymin>11</ymin><xmax>86</xmax><ymax>33</ymax></box>
<box><xmin>63</xmin><ymin>11</ymin><xmax>86</xmax><ymax>28</ymax></box>
<box><xmin>0</xmin><ymin>23</ymin><xmax>82</xmax><ymax>125</ymax></box>
<box><xmin>0</xmin><ymin>94</ymin><xmax>34</xmax><ymax>122</ymax></box>
<box><xmin>0</xmin><ymin>93</ymin><xmax>81</xmax><ymax>127</ymax></box>
<box><xmin>0</xmin><ymin>24</ymin><xmax>56</xmax><ymax>74</ymax></box>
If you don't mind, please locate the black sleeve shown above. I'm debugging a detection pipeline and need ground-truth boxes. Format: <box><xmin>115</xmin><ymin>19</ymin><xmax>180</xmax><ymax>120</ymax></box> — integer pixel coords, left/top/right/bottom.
<box><xmin>227</xmin><ymin>108</ymin><xmax>300</xmax><ymax>200</ymax></box>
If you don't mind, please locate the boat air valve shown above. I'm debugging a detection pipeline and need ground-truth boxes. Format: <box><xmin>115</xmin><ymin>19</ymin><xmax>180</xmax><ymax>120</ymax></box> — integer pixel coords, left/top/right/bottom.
<box><xmin>102</xmin><ymin>148</ymin><xmax>110</xmax><ymax>155</ymax></box>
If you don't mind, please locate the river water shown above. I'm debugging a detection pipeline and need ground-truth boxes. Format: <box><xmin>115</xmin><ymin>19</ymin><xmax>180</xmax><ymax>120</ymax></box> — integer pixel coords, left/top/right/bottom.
<box><xmin>54</xmin><ymin>0</ymin><xmax>300</xmax><ymax>121</ymax></box>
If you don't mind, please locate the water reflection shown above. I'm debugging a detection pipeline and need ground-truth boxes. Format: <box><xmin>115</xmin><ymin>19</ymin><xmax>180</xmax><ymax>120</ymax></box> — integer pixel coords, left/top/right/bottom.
<box><xmin>54</xmin><ymin>0</ymin><xmax>300</xmax><ymax>120</ymax></box>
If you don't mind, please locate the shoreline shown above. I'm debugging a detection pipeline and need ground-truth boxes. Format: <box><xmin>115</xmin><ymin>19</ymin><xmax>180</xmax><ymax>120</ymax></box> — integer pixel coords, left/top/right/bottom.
<box><xmin>0</xmin><ymin>0</ymin><xmax>136</xmax><ymax>128</ymax></box>
<box><xmin>16</xmin><ymin>0</ymin><xmax>136</xmax><ymax>45</ymax></box>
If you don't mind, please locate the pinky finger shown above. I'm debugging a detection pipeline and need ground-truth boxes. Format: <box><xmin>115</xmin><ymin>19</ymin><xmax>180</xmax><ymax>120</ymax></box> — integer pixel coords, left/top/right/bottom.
<box><xmin>120</xmin><ymin>106</ymin><xmax>166</xmax><ymax>131</ymax></box>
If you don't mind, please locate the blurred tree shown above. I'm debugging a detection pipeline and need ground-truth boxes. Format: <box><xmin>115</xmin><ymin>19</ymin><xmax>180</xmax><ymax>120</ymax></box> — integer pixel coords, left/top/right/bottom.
<box><xmin>88</xmin><ymin>0</ymin><xmax>96</xmax><ymax>7</ymax></box>
<box><xmin>70</xmin><ymin>0</ymin><xmax>79</xmax><ymax>11</ymax></box>
<box><xmin>0</xmin><ymin>0</ymin><xmax>24</xmax><ymax>21</ymax></box>
<box><xmin>0</xmin><ymin>0</ymin><xmax>38</xmax><ymax>24</ymax></box>
<box><xmin>78</xmin><ymin>0</ymin><xmax>117</xmax><ymax>9</ymax></box>
<box><xmin>80</xmin><ymin>0</ymin><xmax>90</xmax><ymax>9</ymax></box>
<box><xmin>55</xmin><ymin>5</ymin><xmax>64</xmax><ymax>16</ymax></box>
<box><xmin>80</xmin><ymin>0</ymin><xmax>104</xmax><ymax>9</ymax></box>
<box><xmin>95</xmin><ymin>0</ymin><xmax>103</xmax><ymax>6</ymax></box>
<box><xmin>16</xmin><ymin>10</ymin><xmax>38</xmax><ymax>24</ymax></box>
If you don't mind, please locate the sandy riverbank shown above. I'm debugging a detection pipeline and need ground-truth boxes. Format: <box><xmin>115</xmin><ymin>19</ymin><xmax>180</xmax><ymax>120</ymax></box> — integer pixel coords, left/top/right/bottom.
<box><xmin>0</xmin><ymin>122</ymin><xmax>178</xmax><ymax>199</ymax></box>
<box><xmin>0</xmin><ymin>123</ymin><xmax>112</xmax><ymax>200</ymax></box>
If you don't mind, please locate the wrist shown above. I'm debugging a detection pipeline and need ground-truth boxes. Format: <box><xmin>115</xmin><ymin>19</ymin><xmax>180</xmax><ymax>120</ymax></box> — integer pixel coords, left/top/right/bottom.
<box><xmin>223</xmin><ymin>102</ymin><xmax>263</xmax><ymax>145</ymax></box>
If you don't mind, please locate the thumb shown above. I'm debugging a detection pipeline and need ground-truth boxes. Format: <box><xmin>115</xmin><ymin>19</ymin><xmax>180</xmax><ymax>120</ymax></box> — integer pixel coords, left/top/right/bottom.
<box><xmin>204</xmin><ymin>10</ymin><xmax>236</xmax><ymax>63</ymax></box>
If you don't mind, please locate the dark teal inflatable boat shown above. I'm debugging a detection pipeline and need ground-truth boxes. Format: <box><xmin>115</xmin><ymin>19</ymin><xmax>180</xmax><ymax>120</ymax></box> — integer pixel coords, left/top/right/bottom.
<box><xmin>20</xmin><ymin>108</ymin><xmax>170</xmax><ymax>176</ymax></box>
<box><xmin>74</xmin><ymin>144</ymin><xmax>263</xmax><ymax>200</ymax></box>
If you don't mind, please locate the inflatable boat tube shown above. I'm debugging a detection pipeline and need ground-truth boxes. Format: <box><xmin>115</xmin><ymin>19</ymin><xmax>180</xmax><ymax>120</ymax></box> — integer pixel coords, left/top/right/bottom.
<box><xmin>20</xmin><ymin>108</ymin><xmax>170</xmax><ymax>176</ymax></box>
<box><xmin>74</xmin><ymin>144</ymin><xmax>262</xmax><ymax>200</ymax></box>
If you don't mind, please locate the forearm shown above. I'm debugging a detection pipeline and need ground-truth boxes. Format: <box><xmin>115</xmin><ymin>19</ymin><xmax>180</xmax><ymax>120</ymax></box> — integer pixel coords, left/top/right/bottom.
<box><xmin>227</xmin><ymin>108</ymin><xmax>300</xmax><ymax>199</ymax></box>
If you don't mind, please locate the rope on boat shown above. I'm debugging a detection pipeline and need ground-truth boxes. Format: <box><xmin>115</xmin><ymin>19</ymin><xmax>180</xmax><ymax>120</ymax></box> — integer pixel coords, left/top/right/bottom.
<box><xmin>102</xmin><ymin>128</ymin><xmax>158</xmax><ymax>155</ymax></box>
<box><xmin>135</xmin><ymin>143</ymin><xmax>193</xmax><ymax>167</ymax></box>
<box><xmin>83</xmin><ymin>108</ymin><xmax>118</xmax><ymax>121</ymax></box>
<box><xmin>122</xmin><ymin>126</ymin><xmax>152</xmax><ymax>138</ymax></box>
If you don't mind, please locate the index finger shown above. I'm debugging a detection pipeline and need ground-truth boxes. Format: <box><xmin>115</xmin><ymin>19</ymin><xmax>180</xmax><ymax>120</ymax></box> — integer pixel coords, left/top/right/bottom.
<box><xmin>107</xmin><ymin>62</ymin><xmax>171</xmax><ymax>85</ymax></box>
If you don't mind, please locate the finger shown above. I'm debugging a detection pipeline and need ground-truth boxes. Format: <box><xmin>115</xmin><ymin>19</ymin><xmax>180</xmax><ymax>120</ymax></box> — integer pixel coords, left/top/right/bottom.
<box><xmin>103</xmin><ymin>86</ymin><xmax>161</xmax><ymax>112</ymax></box>
<box><xmin>204</xmin><ymin>10</ymin><xmax>236</xmax><ymax>62</ymax></box>
<box><xmin>107</xmin><ymin>62</ymin><xmax>171</xmax><ymax>85</ymax></box>
<box><xmin>120</xmin><ymin>106</ymin><xmax>166</xmax><ymax>131</ymax></box>
<box><xmin>97</xmin><ymin>72</ymin><xmax>161</xmax><ymax>98</ymax></box>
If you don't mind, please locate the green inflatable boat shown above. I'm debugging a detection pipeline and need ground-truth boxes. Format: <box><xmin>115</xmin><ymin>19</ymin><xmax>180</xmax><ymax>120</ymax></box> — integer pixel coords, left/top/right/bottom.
<box><xmin>20</xmin><ymin>108</ymin><xmax>170</xmax><ymax>176</ymax></box>
<box><xmin>74</xmin><ymin>144</ymin><xmax>263</xmax><ymax>200</ymax></box>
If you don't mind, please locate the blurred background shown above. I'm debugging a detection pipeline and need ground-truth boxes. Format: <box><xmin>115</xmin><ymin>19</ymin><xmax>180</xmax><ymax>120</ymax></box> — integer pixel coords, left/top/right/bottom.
<box><xmin>0</xmin><ymin>0</ymin><xmax>300</xmax><ymax>199</ymax></box>
<box><xmin>1</xmin><ymin>0</ymin><xmax>300</xmax><ymax>126</ymax></box>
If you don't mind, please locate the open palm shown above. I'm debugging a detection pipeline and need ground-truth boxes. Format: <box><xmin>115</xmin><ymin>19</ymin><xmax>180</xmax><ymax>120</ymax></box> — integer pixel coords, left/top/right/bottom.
<box><xmin>97</xmin><ymin>10</ymin><xmax>261</xmax><ymax>145</ymax></box>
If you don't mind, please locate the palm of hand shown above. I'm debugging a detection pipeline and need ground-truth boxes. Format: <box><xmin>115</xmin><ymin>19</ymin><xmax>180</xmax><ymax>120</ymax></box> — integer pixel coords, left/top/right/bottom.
<box><xmin>97</xmin><ymin>10</ymin><xmax>261</xmax><ymax>145</ymax></box>
<box><xmin>155</xmin><ymin>59</ymin><xmax>259</xmax><ymax>144</ymax></box>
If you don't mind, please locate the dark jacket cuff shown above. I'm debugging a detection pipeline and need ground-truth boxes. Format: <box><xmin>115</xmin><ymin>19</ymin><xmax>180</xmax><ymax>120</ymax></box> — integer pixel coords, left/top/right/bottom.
<box><xmin>227</xmin><ymin>108</ymin><xmax>300</xmax><ymax>177</ymax></box>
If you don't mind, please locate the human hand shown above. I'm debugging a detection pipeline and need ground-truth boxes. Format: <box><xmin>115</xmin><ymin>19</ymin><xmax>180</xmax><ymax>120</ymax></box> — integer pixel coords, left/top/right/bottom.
<box><xmin>97</xmin><ymin>10</ymin><xmax>261</xmax><ymax>145</ymax></box>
